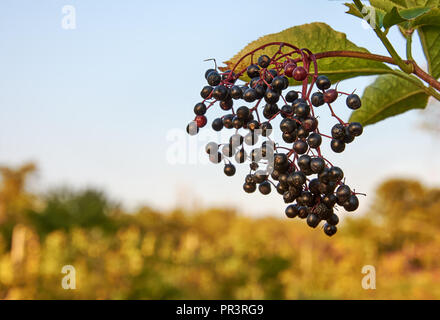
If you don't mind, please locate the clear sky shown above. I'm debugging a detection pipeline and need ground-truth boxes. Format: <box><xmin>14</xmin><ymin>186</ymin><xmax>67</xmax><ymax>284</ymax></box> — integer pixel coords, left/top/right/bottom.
<box><xmin>0</xmin><ymin>0</ymin><xmax>439</xmax><ymax>217</ymax></box>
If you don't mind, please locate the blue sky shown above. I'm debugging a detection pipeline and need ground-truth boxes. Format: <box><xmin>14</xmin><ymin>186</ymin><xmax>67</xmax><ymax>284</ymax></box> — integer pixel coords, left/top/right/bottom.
<box><xmin>0</xmin><ymin>0</ymin><xmax>438</xmax><ymax>217</ymax></box>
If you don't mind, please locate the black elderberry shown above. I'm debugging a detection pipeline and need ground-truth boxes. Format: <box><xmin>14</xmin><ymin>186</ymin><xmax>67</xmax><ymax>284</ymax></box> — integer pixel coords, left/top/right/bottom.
<box><xmin>299</xmin><ymin>191</ymin><xmax>314</xmax><ymax>206</ymax></box>
<box><xmin>205</xmin><ymin>69</ymin><xmax>216</xmax><ymax>80</ymax></box>
<box><xmin>243</xmin><ymin>88</ymin><xmax>258</xmax><ymax>102</ymax></box>
<box><xmin>316</xmin><ymin>75</ymin><xmax>331</xmax><ymax>90</ymax></box>
<box><xmin>243</xmin><ymin>183</ymin><xmax>256</xmax><ymax>193</ymax></box>
<box><xmin>307</xmin><ymin>213</ymin><xmax>321</xmax><ymax>228</ymax></box>
<box><xmin>280</xmin><ymin>118</ymin><xmax>297</xmax><ymax>133</ymax></box>
<box><xmin>264</xmin><ymin>69</ymin><xmax>278</xmax><ymax>83</ymax></box>
<box><xmin>315</xmin><ymin>203</ymin><xmax>331</xmax><ymax>220</ymax></box>
<box><xmin>326</xmin><ymin>213</ymin><xmax>339</xmax><ymax>226</ymax></box>
<box><xmin>310</xmin><ymin>157</ymin><xmax>326</xmax><ymax>173</ymax></box>
<box><xmin>224</xmin><ymin>164</ymin><xmax>236</xmax><ymax>176</ymax></box>
<box><xmin>247</xmin><ymin>120</ymin><xmax>260</xmax><ymax>132</ymax></box>
<box><xmin>295</xmin><ymin>102</ymin><xmax>310</xmax><ymax>118</ymax></box>
<box><xmin>249</xmin><ymin>162</ymin><xmax>259</xmax><ymax>171</ymax></box>
<box><xmin>212</xmin><ymin>85</ymin><xmax>228</xmax><ymax>101</ymax></box>
<box><xmin>307</xmin><ymin>133</ymin><xmax>322</xmax><ymax>148</ymax></box>
<box><xmin>343</xmin><ymin>128</ymin><xmax>355</xmax><ymax>144</ymax></box>
<box><xmin>329</xmin><ymin>166</ymin><xmax>344</xmax><ymax>182</ymax></box>
<box><xmin>293</xmin><ymin>140</ymin><xmax>308</xmax><ymax>154</ymax></box>
<box><xmin>343</xmin><ymin>194</ymin><xmax>359</xmax><ymax>211</ymax></box>
<box><xmin>282</xmin><ymin>132</ymin><xmax>296</xmax><ymax>143</ymax></box>
<box><xmin>323</xmin><ymin>223</ymin><xmax>337</xmax><ymax>236</ymax></box>
<box><xmin>288</xmin><ymin>171</ymin><xmax>306</xmax><ymax>187</ymax></box>
<box><xmin>222</xmin><ymin>114</ymin><xmax>234</xmax><ymax>129</ymax></box>
<box><xmin>212</xmin><ymin>118</ymin><xmax>224</xmax><ymax>131</ymax></box>
<box><xmin>264</xmin><ymin>89</ymin><xmax>280</xmax><ymax>104</ymax></box>
<box><xmin>271</xmin><ymin>76</ymin><xmax>285</xmax><ymax>91</ymax></box>
<box><xmin>259</xmin><ymin>181</ymin><xmax>272</xmax><ymax>195</ymax></box>
<box><xmin>277</xmin><ymin>182</ymin><xmax>289</xmax><ymax>195</ymax></box>
<box><xmin>247</xmin><ymin>64</ymin><xmax>260</xmax><ymax>78</ymax></box>
<box><xmin>336</xmin><ymin>185</ymin><xmax>351</xmax><ymax>202</ymax></box>
<box><xmin>308</xmin><ymin>178</ymin><xmax>321</xmax><ymax>194</ymax></box>
<box><xmin>331</xmin><ymin>139</ymin><xmax>345</xmax><ymax>153</ymax></box>
<box><xmin>285</xmin><ymin>90</ymin><xmax>299</xmax><ymax>103</ymax></box>
<box><xmin>258</xmin><ymin>55</ymin><xmax>271</xmax><ymax>68</ymax></box>
<box><xmin>346</xmin><ymin>94</ymin><xmax>361</xmax><ymax>110</ymax></box>
<box><xmin>331</xmin><ymin>124</ymin><xmax>346</xmax><ymax>139</ymax></box>
<box><xmin>281</xmin><ymin>104</ymin><xmax>294</xmax><ymax>117</ymax></box>
<box><xmin>285</xmin><ymin>204</ymin><xmax>299</xmax><ymax>218</ymax></box>
<box><xmin>207</xmin><ymin>71</ymin><xmax>221</xmax><ymax>86</ymax></box>
<box><xmin>311</xmin><ymin>92</ymin><xmax>325</xmax><ymax>106</ymax></box>
<box><xmin>348</xmin><ymin>122</ymin><xmax>363</xmax><ymax>136</ymax></box>
<box><xmin>254</xmin><ymin>170</ymin><xmax>268</xmax><ymax>183</ymax></box>
<box><xmin>322</xmin><ymin>193</ymin><xmax>337</xmax><ymax>208</ymax></box>
<box><xmin>298</xmin><ymin>206</ymin><xmax>309</xmax><ymax>219</ymax></box>
<box><xmin>200</xmin><ymin>86</ymin><xmax>213</xmax><ymax>99</ymax></box>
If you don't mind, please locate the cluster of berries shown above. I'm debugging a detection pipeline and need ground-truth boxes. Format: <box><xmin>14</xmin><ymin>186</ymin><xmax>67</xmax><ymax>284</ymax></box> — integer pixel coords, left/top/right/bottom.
<box><xmin>186</xmin><ymin>42</ymin><xmax>364</xmax><ymax>236</ymax></box>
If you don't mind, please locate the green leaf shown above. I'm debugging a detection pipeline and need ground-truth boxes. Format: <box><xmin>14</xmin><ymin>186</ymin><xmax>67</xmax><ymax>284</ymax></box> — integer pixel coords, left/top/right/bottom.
<box><xmin>418</xmin><ymin>25</ymin><xmax>440</xmax><ymax>79</ymax></box>
<box><xmin>221</xmin><ymin>23</ymin><xmax>390</xmax><ymax>84</ymax></box>
<box><xmin>349</xmin><ymin>73</ymin><xmax>429</xmax><ymax>126</ymax></box>
<box><xmin>383</xmin><ymin>7</ymin><xmax>408</xmax><ymax>28</ymax></box>
<box><xmin>410</xmin><ymin>7</ymin><xmax>440</xmax><ymax>28</ymax></box>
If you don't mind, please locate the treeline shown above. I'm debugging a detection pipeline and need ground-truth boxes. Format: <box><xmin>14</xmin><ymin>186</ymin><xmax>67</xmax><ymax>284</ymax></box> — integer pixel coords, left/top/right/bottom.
<box><xmin>0</xmin><ymin>163</ymin><xmax>440</xmax><ymax>299</ymax></box>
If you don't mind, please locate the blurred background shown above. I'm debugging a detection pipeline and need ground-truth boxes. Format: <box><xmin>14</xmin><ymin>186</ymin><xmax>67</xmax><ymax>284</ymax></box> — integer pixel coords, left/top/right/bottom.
<box><xmin>0</xmin><ymin>0</ymin><xmax>439</xmax><ymax>299</ymax></box>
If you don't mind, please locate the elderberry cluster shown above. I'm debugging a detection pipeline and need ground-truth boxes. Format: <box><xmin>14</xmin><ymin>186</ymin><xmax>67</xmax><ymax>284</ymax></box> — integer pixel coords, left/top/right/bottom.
<box><xmin>186</xmin><ymin>43</ymin><xmax>364</xmax><ymax>237</ymax></box>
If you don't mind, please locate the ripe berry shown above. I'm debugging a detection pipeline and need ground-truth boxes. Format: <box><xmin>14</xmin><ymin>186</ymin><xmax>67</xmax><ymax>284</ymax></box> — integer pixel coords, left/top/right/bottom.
<box><xmin>232</xmin><ymin>116</ymin><xmax>243</xmax><ymax>129</ymax></box>
<box><xmin>282</xmin><ymin>132</ymin><xmax>296</xmax><ymax>143</ymax></box>
<box><xmin>343</xmin><ymin>195</ymin><xmax>359</xmax><ymax>211</ymax></box>
<box><xmin>295</xmin><ymin>102</ymin><xmax>310</xmax><ymax>117</ymax></box>
<box><xmin>254</xmin><ymin>170</ymin><xmax>268</xmax><ymax>183</ymax></box>
<box><xmin>258</xmin><ymin>55</ymin><xmax>271</xmax><ymax>68</ymax></box>
<box><xmin>293</xmin><ymin>140</ymin><xmax>308</xmax><ymax>154</ymax></box>
<box><xmin>200</xmin><ymin>86</ymin><xmax>213</xmax><ymax>99</ymax></box>
<box><xmin>264</xmin><ymin>89</ymin><xmax>280</xmax><ymax>104</ymax></box>
<box><xmin>310</xmin><ymin>157</ymin><xmax>326</xmax><ymax>173</ymax></box>
<box><xmin>230</xmin><ymin>85</ymin><xmax>243</xmax><ymax>99</ymax></box>
<box><xmin>243</xmin><ymin>183</ymin><xmax>256</xmax><ymax>193</ymax></box>
<box><xmin>307</xmin><ymin>213</ymin><xmax>321</xmax><ymax>228</ymax></box>
<box><xmin>331</xmin><ymin>124</ymin><xmax>346</xmax><ymax>139</ymax></box>
<box><xmin>324</xmin><ymin>89</ymin><xmax>338</xmax><ymax>103</ymax></box>
<box><xmin>329</xmin><ymin>167</ymin><xmax>344</xmax><ymax>182</ymax></box>
<box><xmin>264</xmin><ymin>69</ymin><xmax>277</xmax><ymax>83</ymax></box>
<box><xmin>346</xmin><ymin>94</ymin><xmax>361</xmax><ymax>110</ymax></box>
<box><xmin>247</xmin><ymin>64</ymin><xmax>260</xmax><ymax>78</ymax></box>
<box><xmin>258</xmin><ymin>181</ymin><xmax>271</xmax><ymax>195</ymax></box>
<box><xmin>288</xmin><ymin>171</ymin><xmax>306</xmax><ymax>187</ymax></box>
<box><xmin>222</xmin><ymin>114</ymin><xmax>234</xmax><ymax>129</ymax></box>
<box><xmin>299</xmin><ymin>191</ymin><xmax>313</xmax><ymax>206</ymax></box>
<box><xmin>348</xmin><ymin>122</ymin><xmax>363</xmax><ymax>136</ymax></box>
<box><xmin>315</xmin><ymin>203</ymin><xmax>331</xmax><ymax>220</ymax></box>
<box><xmin>343</xmin><ymin>128</ymin><xmax>355</xmax><ymax>144</ymax></box>
<box><xmin>285</xmin><ymin>204</ymin><xmax>299</xmax><ymax>218</ymax></box>
<box><xmin>285</xmin><ymin>90</ymin><xmax>299</xmax><ymax>103</ymax></box>
<box><xmin>205</xmin><ymin>69</ymin><xmax>216</xmax><ymax>80</ymax></box>
<box><xmin>316</xmin><ymin>75</ymin><xmax>331</xmax><ymax>90</ymax></box>
<box><xmin>186</xmin><ymin>121</ymin><xmax>199</xmax><ymax>135</ymax></box>
<box><xmin>311</xmin><ymin>92</ymin><xmax>325</xmax><ymax>106</ymax></box>
<box><xmin>293</xmin><ymin>66</ymin><xmax>308</xmax><ymax>81</ymax></box>
<box><xmin>298</xmin><ymin>206</ymin><xmax>309</xmax><ymax>219</ymax></box>
<box><xmin>243</xmin><ymin>88</ymin><xmax>257</xmax><ymax>102</ymax></box>
<box><xmin>302</xmin><ymin>117</ymin><xmax>318</xmax><ymax>132</ymax></box>
<box><xmin>271</xmin><ymin>76</ymin><xmax>285</xmax><ymax>90</ymax></box>
<box><xmin>307</xmin><ymin>133</ymin><xmax>322</xmax><ymax>148</ymax></box>
<box><xmin>249</xmin><ymin>162</ymin><xmax>258</xmax><ymax>171</ymax></box>
<box><xmin>224</xmin><ymin>164</ymin><xmax>236</xmax><ymax>176</ymax></box>
<box><xmin>219</xmin><ymin>99</ymin><xmax>233</xmax><ymax>110</ymax></box>
<box><xmin>236</xmin><ymin>106</ymin><xmax>250</xmax><ymax>120</ymax></box>
<box><xmin>284</xmin><ymin>63</ymin><xmax>297</xmax><ymax>77</ymax></box>
<box><xmin>280</xmin><ymin>118</ymin><xmax>297</xmax><ymax>133</ymax></box>
<box><xmin>322</xmin><ymin>193</ymin><xmax>337</xmax><ymax>208</ymax></box>
<box><xmin>330</xmin><ymin>139</ymin><xmax>345</xmax><ymax>153</ymax></box>
<box><xmin>323</xmin><ymin>223</ymin><xmax>337</xmax><ymax>236</ymax></box>
<box><xmin>212</xmin><ymin>118</ymin><xmax>224</xmax><ymax>131</ymax></box>
<box><xmin>326</xmin><ymin>213</ymin><xmax>339</xmax><ymax>226</ymax></box>
<box><xmin>336</xmin><ymin>185</ymin><xmax>351</xmax><ymax>202</ymax></box>
<box><xmin>212</xmin><ymin>85</ymin><xmax>228</xmax><ymax>101</ymax></box>
<box><xmin>207</xmin><ymin>71</ymin><xmax>221</xmax><ymax>86</ymax></box>
<box><xmin>247</xmin><ymin>120</ymin><xmax>260</xmax><ymax>131</ymax></box>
